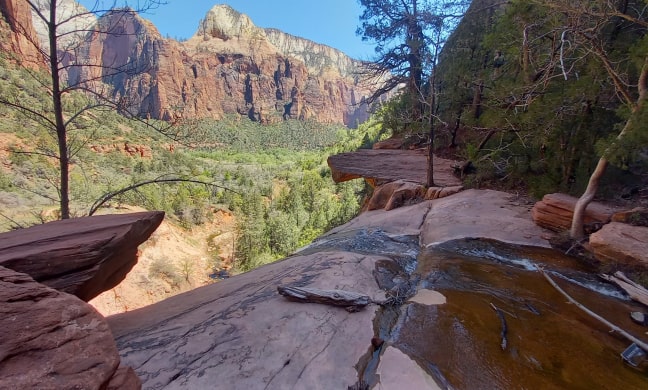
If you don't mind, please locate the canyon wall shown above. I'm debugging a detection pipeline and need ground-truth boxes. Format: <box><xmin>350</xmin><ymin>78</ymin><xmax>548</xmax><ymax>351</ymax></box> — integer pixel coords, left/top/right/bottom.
<box><xmin>70</xmin><ymin>4</ymin><xmax>374</xmax><ymax>126</ymax></box>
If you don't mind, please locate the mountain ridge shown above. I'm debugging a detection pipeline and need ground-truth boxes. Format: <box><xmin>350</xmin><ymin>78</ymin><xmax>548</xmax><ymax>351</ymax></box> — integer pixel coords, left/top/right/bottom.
<box><xmin>5</xmin><ymin>1</ymin><xmax>375</xmax><ymax>126</ymax></box>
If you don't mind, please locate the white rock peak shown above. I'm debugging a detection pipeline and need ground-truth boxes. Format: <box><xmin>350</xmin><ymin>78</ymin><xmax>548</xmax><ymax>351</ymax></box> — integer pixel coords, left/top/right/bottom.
<box><xmin>197</xmin><ymin>4</ymin><xmax>265</xmax><ymax>41</ymax></box>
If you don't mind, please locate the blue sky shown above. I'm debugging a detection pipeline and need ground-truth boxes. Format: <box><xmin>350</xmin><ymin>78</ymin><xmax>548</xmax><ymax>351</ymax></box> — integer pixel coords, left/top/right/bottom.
<box><xmin>77</xmin><ymin>1</ymin><xmax>375</xmax><ymax>59</ymax></box>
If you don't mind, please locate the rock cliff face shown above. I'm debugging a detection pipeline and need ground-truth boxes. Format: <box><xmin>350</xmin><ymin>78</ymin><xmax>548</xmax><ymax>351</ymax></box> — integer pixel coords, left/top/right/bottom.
<box><xmin>29</xmin><ymin>0</ymin><xmax>95</xmax><ymax>52</ymax></box>
<box><xmin>67</xmin><ymin>4</ymin><xmax>372</xmax><ymax>126</ymax></box>
<box><xmin>0</xmin><ymin>0</ymin><xmax>43</xmax><ymax>69</ymax></box>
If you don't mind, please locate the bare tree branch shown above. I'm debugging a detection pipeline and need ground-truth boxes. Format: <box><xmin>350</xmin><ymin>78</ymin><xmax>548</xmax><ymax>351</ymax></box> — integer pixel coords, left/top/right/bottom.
<box><xmin>89</xmin><ymin>177</ymin><xmax>238</xmax><ymax>216</ymax></box>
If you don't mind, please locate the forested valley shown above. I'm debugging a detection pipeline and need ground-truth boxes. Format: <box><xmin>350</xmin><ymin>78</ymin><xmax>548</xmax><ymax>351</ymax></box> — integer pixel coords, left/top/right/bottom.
<box><xmin>0</xmin><ymin>59</ymin><xmax>387</xmax><ymax>273</ymax></box>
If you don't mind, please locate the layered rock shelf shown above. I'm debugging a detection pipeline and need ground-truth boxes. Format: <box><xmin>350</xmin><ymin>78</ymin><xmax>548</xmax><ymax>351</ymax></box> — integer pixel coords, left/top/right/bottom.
<box><xmin>328</xmin><ymin>149</ymin><xmax>462</xmax><ymax>187</ymax></box>
<box><xmin>0</xmin><ymin>211</ymin><xmax>164</xmax><ymax>301</ymax></box>
<box><xmin>531</xmin><ymin>192</ymin><xmax>618</xmax><ymax>232</ymax></box>
<box><xmin>107</xmin><ymin>190</ymin><xmax>556</xmax><ymax>389</ymax></box>
<box><xmin>106</xmin><ymin>190</ymin><xmax>648</xmax><ymax>388</ymax></box>
<box><xmin>0</xmin><ymin>211</ymin><xmax>165</xmax><ymax>389</ymax></box>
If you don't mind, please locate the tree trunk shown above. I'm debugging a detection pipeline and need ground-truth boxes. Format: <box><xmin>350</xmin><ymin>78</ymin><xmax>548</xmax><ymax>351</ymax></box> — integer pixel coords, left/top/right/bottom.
<box><xmin>450</xmin><ymin>107</ymin><xmax>462</xmax><ymax>148</ymax></box>
<box><xmin>471</xmin><ymin>80</ymin><xmax>483</xmax><ymax>118</ymax></box>
<box><xmin>427</xmin><ymin>136</ymin><xmax>435</xmax><ymax>186</ymax></box>
<box><xmin>569</xmin><ymin>158</ymin><xmax>608</xmax><ymax>240</ymax></box>
<box><xmin>46</xmin><ymin>2</ymin><xmax>70</xmax><ymax>219</ymax></box>
<box><xmin>522</xmin><ymin>25</ymin><xmax>531</xmax><ymax>83</ymax></box>
<box><xmin>570</xmin><ymin>56</ymin><xmax>648</xmax><ymax>239</ymax></box>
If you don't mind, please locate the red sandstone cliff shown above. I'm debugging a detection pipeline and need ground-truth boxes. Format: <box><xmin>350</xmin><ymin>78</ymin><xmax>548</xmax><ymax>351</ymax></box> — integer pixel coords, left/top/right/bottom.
<box><xmin>0</xmin><ymin>0</ymin><xmax>43</xmax><ymax>69</ymax></box>
<box><xmin>67</xmin><ymin>4</ymin><xmax>373</xmax><ymax>127</ymax></box>
<box><xmin>1</xmin><ymin>2</ymin><xmax>374</xmax><ymax>127</ymax></box>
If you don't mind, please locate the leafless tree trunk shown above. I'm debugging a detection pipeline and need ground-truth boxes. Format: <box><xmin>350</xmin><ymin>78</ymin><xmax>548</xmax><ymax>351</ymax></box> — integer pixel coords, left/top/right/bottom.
<box><xmin>1</xmin><ymin>0</ymin><xmax>169</xmax><ymax>219</ymax></box>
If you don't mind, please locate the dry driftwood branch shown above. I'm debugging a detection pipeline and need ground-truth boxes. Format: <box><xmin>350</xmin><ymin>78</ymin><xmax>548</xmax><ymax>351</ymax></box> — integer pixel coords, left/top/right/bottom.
<box><xmin>540</xmin><ymin>268</ymin><xmax>648</xmax><ymax>353</ymax></box>
<box><xmin>490</xmin><ymin>302</ymin><xmax>508</xmax><ymax>350</ymax></box>
<box><xmin>277</xmin><ymin>286</ymin><xmax>371</xmax><ymax>312</ymax></box>
<box><xmin>600</xmin><ymin>272</ymin><xmax>648</xmax><ymax>307</ymax></box>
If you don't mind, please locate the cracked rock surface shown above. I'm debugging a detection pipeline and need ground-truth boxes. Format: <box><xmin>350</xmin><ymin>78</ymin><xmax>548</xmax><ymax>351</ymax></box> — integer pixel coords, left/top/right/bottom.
<box><xmin>110</xmin><ymin>251</ymin><xmax>385</xmax><ymax>389</ymax></box>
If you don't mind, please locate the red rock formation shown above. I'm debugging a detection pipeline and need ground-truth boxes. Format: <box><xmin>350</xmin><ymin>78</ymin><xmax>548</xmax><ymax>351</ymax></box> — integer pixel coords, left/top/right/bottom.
<box><xmin>589</xmin><ymin>222</ymin><xmax>648</xmax><ymax>267</ymax></box>
<box><xmin>66</xmin><ymin>5</ymin><xmax>372</xmax><ymax>127</ymax></box>
<box><xmin>0</xmin><ymin>211</ymin><xmax>164</xmax><ymax>301</ymax></box>
<box><xmin>365</xmin><ymin>180</ymin><xmax>426</xmax><ymax>211</ymax></box>
<box><xmin>373</xmin><ymin>138</ymin><xmax>404</xmax><ymax>150</ymax></box>
<box><xmin>0</xmin><ymin>266</ymin><xmax>140</xmax><ymax>389</ymax></box>
<box><xmin>425</xmin><ymin>185</ymin><xmax>464</xmax><ymax>200</ymax></box>
<box><xmin>327</xmin><ymin>149</ymin><xmax>462</xmax><ymax>187</ymax></box>
<box><xmin>531</xmin><ymin>193</ymin><xmax>618</xmax><ymax>232</ymax></box>
<box><xmin>0</xmin><ymin>0</ymin><xmax>43</xmax><ymax>69</ymax></box>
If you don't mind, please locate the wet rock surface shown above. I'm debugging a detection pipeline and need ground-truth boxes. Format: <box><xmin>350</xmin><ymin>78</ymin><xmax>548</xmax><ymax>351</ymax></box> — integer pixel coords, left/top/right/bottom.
<box><xmin>0</xmin><ymin>266</ymin><xmax>140</xmax><ymax>389</ymax></box>
<box><xmin>421</xmin><ymin>189</ymin><xmax>551</xmax><ymax>248</ymax></box>
<box><xmin>396</xmin><ymin>241</ymin><xmax>648</xmax><ymax>389</ymax></box>
<box><xmin>108</xmin><ymin>190</ymin><xmax>647</xmax><ymax>389</ymax></box>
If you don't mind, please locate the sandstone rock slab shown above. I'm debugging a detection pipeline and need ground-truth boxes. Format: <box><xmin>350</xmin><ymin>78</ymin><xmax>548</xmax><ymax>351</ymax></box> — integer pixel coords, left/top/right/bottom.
<box><xmin>531</xmin><ymin>193</ymin><xmax>618</xmax><ymax>232</ymax></box>
<box><xmin>108</xmin><ymin>250</ymin><xmax>385</xmax><ymax>390</ymax></box>
<box><xmin>424</xmin><ymin>185</ymin><xmax>464</xmax><ymax>200</ymax></box>
<box><xmin>373</xmin><ymin>138</ymin><xmax>404</xmax><ymax>149</ymax></box>
<box><xmin>0</xmin><ymin>211</ymin><xmax>164</xmax><ymax>301</ymax></box>
<box><xmin>327</xmin><ymin>149</ymin><xmax>462</xmax><ymax>187</ymax></box>
<box><xmin>326</xmin><ymin>200</ymin><xmax>432</xmax><ymax>237</ymax></box>
<box><xmin>376</xmin><ymin>347</ymin><xmax>441</xmax><ymax>390</ymax></box>
<box><xmin>421</xmin><ymin>189</ymin><xmax>551</xmax><ymax>248</ymax></box>
<box><xmin>0</xmin><ymin>266</ymin><xmax>139</xmax><ymax>389</ymax></box>
<box><xmin>589</xmin><ymin>222</ymin><xmax>648</xmax><ymax>267</ymax></box>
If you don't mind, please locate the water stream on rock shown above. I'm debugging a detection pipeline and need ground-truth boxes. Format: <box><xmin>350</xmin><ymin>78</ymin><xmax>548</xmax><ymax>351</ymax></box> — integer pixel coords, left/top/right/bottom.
<box><xmin>306</xmin><ymin>230</ymin><xmax>648</xmax><ymax>388</ymax></box>
<box><xmin>393</xmin><ymin>239</ymin><xmax>648</xmax><ymax>389</ymax></box>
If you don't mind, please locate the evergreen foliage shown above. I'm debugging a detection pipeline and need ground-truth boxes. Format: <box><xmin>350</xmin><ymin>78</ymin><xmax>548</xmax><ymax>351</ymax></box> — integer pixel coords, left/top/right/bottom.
<box><xmin>434</xmin><ymin>0</ymin><xmax>648</xmax><ymax>198</ymax></box>
<box><xmin>0</xmin><ymin>50</ymin><xmax>379</xmax><ymax>272</ymax></box>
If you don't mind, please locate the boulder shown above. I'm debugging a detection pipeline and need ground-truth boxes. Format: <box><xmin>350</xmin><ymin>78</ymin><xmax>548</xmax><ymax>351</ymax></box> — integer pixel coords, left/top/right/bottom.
<box><xmin>0</xmin><ymin>266</ymin><xmax>140</xmax><ymax>389</ymax></box>
<box><xmin>589</xmin><ymin>222</ymin><xmax>648</xmax><ymax>267</ymax></box>
<box><xmin>0</xmin><ymin>211</ymin><xmax>164</xmax><ymax>301</ymax></box>
<box><xmin>531</xmin><ymin>193</ymin><xmax>618</xmax><ymax>232</ymax></box>
<box><xmin>366</xmin><ymin>180</ymin><xmax>426</xmax><ymax>211</ymax></box>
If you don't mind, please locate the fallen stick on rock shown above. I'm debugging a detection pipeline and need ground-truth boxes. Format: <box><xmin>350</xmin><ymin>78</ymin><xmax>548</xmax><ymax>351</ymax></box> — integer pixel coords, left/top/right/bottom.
<box><xmin>600</xmin><ymin>271</ymin><xmax>648</xmax><ymax>307</ymax></box>
<box><xmin>490</xmin><ymin>302</ymin><xmax>508</xmax><ymax>351</ymax></box>
<box><xmin>540</xmin><ymin>268</ymin><xmax>648</xmax><ymax>353</ymax></box>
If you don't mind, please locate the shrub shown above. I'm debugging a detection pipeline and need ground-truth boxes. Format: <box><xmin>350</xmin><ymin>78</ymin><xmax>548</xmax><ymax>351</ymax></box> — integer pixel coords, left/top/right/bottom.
<box><xmin>149</xmin><ymin>257</ymin><xmax>183</xmax><ymax>288</ymax></box>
